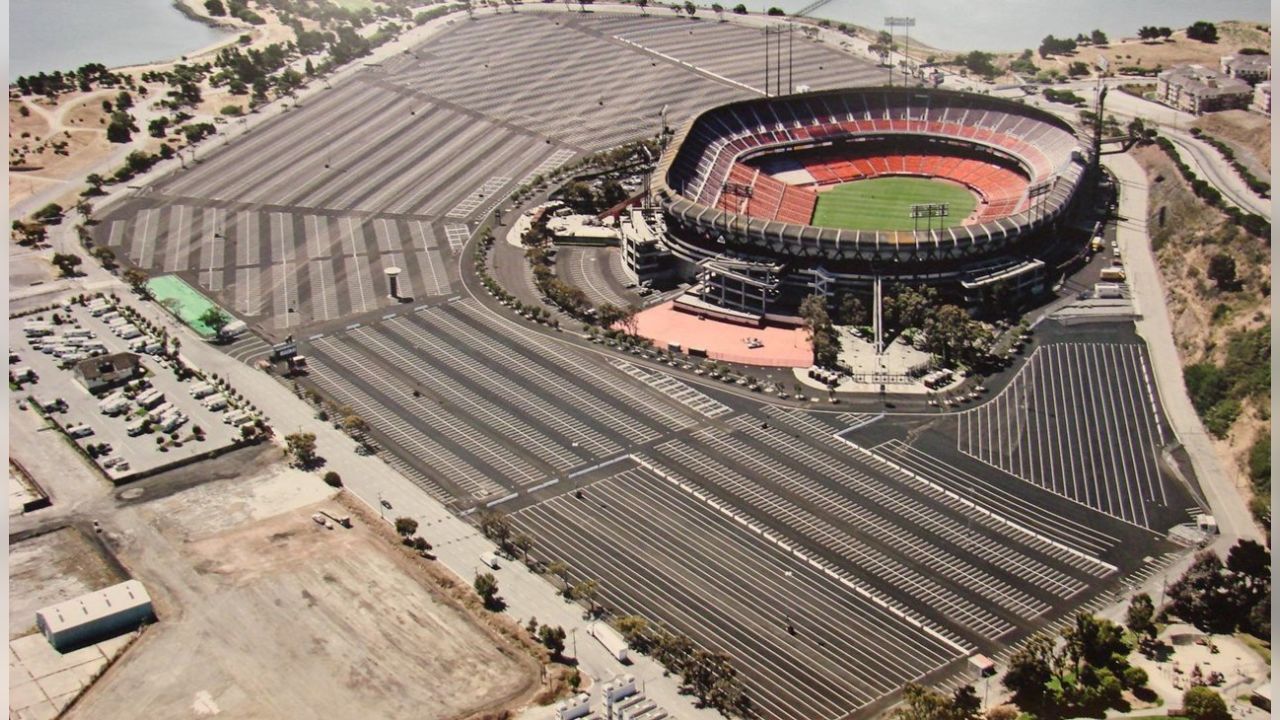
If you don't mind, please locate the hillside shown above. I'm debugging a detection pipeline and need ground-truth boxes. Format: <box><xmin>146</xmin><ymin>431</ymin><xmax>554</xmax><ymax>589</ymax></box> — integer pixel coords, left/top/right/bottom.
<box><xmin>1131</xmin><ymin>142</ymin><xmax>1271</xmax><ymax>529</ymax></box>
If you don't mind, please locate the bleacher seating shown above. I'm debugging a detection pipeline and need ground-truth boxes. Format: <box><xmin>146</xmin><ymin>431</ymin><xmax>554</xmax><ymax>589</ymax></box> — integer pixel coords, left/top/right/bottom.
<box><xmin>671</xmin><ymin>89</ymin><xmax>1081</xmax><ymax>227</ymax></box>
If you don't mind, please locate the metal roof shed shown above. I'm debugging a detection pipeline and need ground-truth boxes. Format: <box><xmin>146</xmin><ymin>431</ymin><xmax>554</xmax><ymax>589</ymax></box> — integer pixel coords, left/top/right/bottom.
<box><xmin>36</xmin><ymin>579</ymin><xmax>154</xmax><ymax>651</ymax></box>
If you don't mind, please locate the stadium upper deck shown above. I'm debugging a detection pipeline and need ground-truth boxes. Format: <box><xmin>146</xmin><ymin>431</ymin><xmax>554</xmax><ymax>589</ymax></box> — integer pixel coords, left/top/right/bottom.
<box><xmin>653</xmin><ymin>87</ymin><xmax>1089</xmax><ymax>264</ymax></box>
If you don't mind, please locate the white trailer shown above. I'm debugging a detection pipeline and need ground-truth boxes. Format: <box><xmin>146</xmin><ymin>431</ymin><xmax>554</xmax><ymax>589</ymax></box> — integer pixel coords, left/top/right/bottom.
<box><xmin>589</xmin><ymin>621</ymin><xmax>629</xmax><ymax>663</ymax></box>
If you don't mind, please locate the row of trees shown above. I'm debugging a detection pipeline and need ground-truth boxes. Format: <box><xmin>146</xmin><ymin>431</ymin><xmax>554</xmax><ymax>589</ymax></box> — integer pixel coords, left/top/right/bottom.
<box><xmin>1003</xmin><ymin>612</ymin><xmax>1150</xmax><ymax>718</ymax></box>
<box><xmin>1137</xmin><ymin>26</ymin><xmax>1175</xmax><ymax>41</ymax></box>
<box><xmin>616</xmin><ymin>615</ymin><xmax>753</xmax><ymax>717</ymax></box>
<box><xmin>13</xmin><ymin>63</ymin><xmax>128</xmax><ymax>98</ymax></box>
<box><xmin>1151</xmin><ymin>135</ymin><xmax>1270</xmax><ymax>239</ymax></box>
<box><xmin>1166</xmin><ymin>540</ymin><xmax>1270</xmax><ymax>636</ymax></box>
<box><xmin>884</xmin><ymin>286</ymin><xmax>996</xmax><ymax>369</ymax></box>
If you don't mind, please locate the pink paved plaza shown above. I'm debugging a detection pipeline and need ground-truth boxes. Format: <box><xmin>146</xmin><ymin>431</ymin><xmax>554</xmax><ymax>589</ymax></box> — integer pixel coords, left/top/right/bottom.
<box><xmin>630</xmin><ymin>301</ymin><xmax>813</xmax><ymax>368</ymax></box>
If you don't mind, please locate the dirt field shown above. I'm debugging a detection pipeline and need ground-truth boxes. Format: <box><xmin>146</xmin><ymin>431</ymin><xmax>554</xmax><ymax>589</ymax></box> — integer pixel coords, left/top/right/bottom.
<box><xmin>1192</xmin><ymin>110</ymin><xmax>1271</xmax><ymax>174</ymax></box>
<box><xmin>1067</xmin><ymin>21</ymin><xmax>1271</xmax><ymax>73</ymax></box>
<box><xmin>9</xmin><ymin>527</ymin><xmax>127</xmax><ymax>640</ymax></box>
<box><xmin>67</xmin><ymin>465</ymin><xmax>538</xmax><ymax>720</ymax></box>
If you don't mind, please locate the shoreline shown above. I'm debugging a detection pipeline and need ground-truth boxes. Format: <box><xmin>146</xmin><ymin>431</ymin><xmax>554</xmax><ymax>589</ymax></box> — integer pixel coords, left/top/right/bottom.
<box><xmin>9</xmin><ymin>0</ymin><xmax>247</xmax><ymax>84</ymax></box>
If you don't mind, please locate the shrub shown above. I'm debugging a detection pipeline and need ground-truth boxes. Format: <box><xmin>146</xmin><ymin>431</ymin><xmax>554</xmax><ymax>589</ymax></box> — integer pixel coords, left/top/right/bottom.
<box><xmin>323</xmin><ymin>471</ymin><xmax>343</xmax><ymax>488</ymax></box>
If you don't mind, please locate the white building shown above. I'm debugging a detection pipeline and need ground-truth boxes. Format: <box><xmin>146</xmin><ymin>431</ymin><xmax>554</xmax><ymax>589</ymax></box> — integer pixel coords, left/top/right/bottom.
<box><xmin>1220</xmin><ymin>53</ymin><xmax>1271</xmax><ymax>84</ymax></box>
<box><xmin>1157</xmin><ymin>65</ymin><xmax>1253</xmax><ymax>114</ymax></box>
<box><xmin>36</xmin><ymin>580</ymin><xmax>154</xmax><ymax>651</ymax></box>
<box><xmin>1253</xmin><ymin>81</ymin><xmax>1271</xmax><ymax>116</ymax></box>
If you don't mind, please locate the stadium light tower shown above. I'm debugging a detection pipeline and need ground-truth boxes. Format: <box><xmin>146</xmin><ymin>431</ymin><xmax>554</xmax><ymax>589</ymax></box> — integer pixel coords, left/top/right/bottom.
<box><xmin>884</xmin><ymin>17</ymin><xmax>915</xmax><ymax>86</ymax></box>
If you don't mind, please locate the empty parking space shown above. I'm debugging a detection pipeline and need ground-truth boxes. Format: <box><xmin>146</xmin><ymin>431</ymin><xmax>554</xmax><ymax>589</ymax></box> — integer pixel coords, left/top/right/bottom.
<box><xmin>513</xmin><ymin>466</ymin><xmax>964</xmax><ymax>720</ymax></box>
<box><xmin>956</xmin><ymin>343</ymin><xmax>1175</xmax><ymax>528</ymax></box>
<box><xmin>611</xmin><ymin>359</ymin><xmax>733</xmax><ymax>418</ymax></box>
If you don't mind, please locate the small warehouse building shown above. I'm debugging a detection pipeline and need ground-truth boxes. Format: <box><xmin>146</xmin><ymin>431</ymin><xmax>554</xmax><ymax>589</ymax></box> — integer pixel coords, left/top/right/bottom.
<box><xmin>73</xmin><ymin>352</ymin><xmax>142</xmax><ymax>392</ymax></box>
<box><xmin>36</xmin><ymin>580</ymin><xmax>154</xmax><ymax>652</ymax></box>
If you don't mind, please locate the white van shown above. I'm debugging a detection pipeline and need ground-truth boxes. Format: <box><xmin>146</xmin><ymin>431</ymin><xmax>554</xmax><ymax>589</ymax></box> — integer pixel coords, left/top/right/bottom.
<box><xmin>117</xmin><ymin>326</ymin><xmax>143</xmax><ymax>340</ymax></box>
<box><xmin>148</xmin><ymin>402</ymin><xmax>176</xmax><ymax>422</ymax></box>
<box><xmin>189</xmin><ymin>382</ymin><xmax>215</xmax><ymax>398</ymax></box>
<box><xmin>126</xmin><ymin>418</ymin><xmax>149</xmax><ymax>436</ymax></box>
<box><xmin>202</xmin><ymin>396</ymin><xmax>228</xmax><ymax>412</ymax></box>
<box><xmin>159</xmin><ymin>412</ymin><xmax>187</xmax><ymax>433</ymax></box>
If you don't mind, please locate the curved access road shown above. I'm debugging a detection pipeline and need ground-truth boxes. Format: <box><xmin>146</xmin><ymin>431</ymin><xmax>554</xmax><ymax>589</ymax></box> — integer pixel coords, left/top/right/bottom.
<box><xmin>1102</xmin><ymin>151</ymin><xmax>1262</xmax><ymax>547</ymax></box>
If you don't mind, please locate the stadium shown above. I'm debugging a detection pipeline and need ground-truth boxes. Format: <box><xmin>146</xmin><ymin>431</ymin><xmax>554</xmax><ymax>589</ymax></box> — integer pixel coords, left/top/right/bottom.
<box><xmin>638</xmin><ymin>86</ymin><xmax>1092</xmax><ymax>320</ymax></box>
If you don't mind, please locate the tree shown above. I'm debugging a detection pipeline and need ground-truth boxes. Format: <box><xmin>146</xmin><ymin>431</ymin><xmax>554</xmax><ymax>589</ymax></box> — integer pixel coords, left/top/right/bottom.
<box><xmin>683</xmin><ymin>0</ymin><xmax>696</xmax><ymax>14</ymax></box>
<box><xmin>837</xmin><ymin>293</ymin><xmax>865</xmax><ymax>325</ymax></box>
<box><xmin>90</xmin><ymin>245</ymin><xmax>117</xmax><ymax>268</ymax></box>
<box><xmin>123</xmin><ymin>267</ymin><xmax>150</xmax><ymax>296</ymax></box>
<box><xmin>84</xmin><ymin>173</ymin><xmax>106</xmax><ymax>196</ymax></box>
<box><xmin>106</xmin><ymin>111</ymin><xmax>134</xmax><ymax>143</ymax></box>
<box><xmin>766</xmin><ymin>6</ymin><xmax>784</xmax><ymax>16</ymax></box>
<box><xmin>1125</xmin><ymin>592</ymin><xmax>1156</xmax><ymax>643</ymax></box>
<box><xmin>1206</xmin><ymin>253</ymin><xmax>1237</xmax><ymax>290</ymax></box>
<box><xmin>617</xmin><ymin>615</ymin><xmax>655</xmax><ymax>652</ymax></box>
<box><xmin>395</xmin><ymin>516</ymin><xmax>419</xmax><ymax>537</ymax></box>
<box><xmin>322</xmin><ymin>471</ymin><xmax>343</xmax><ymax>487</ymax></box>
<box><xmin>571</xmin><ymin>578</ymin><xmax>600</xmax><ymax>615</ymax></box>
<box><xmin>477</xmin><ymin>508</ymin><xmax>514</xmax><ymax>550</ymax></box>
<box><xmin>545</xmin><ymin>560</ymin><xmax>570</xmax><ymax>593</ymax></box>
<box><xmin>199</xmin><ymin>306</ymin><xmax>232</xmax><ymax>338</ymax></box>
<box><xmin>33</xmin><ymin>203</ymin><xmax>64</xmax><ymax>223</ymax></box>
<box><xmin>1167</xmin><ymin>550</ymin><xmax>1236</xmax><ymax>632</ymax></box>
<box><xmin>1182</xmin><ymin>686</ymin><xmax>1230</xmax><ymax>720</ymax></box>
<box><xmin>51</xmin><ymin>253</ymin><xmax>83</xmax><ymax>277</ymax></box>
<box><xmin>1068</xmin><ymin>61</ymin><xmax>1091</xmax><ymax>77</ymax></box>
<box><xmin>799</xmin><ymin>294</ymin><xmax>840</xmax><ymax>368</ymax></box>
<box><xmin>1186</xmin><ymin>21</ymin><xmax>1218</xmax><ymax>43</ymax></box>
<box><xmin>538</xmin><ymin>624</ymin><xmax>566</xmax><ymax>657</ymax></box>
<box><xmin>732</xmin><ymin>3</ymin><xmax>747</xmax><ymax>13</ymax></box>
<box><xmin>1090</xmin><ymin>29</ymin><xmax>1108</xmax><ymax>45</ymax></box>
<box><xmin>284</xmin><ymin>431</ymin><xmax>318</xmax><ymax>467</ymax></box>
<box><xmin>1183</xmin><ymin>363</ymin><xmax>1228</xmax><ymax>415</ymax></box>
<box><xmin>513</xmin><ymin>532</ymin><xmax>534</xmax><ymax>561</ymax></box>
<box><xmin>474</xmin><ymin>572</ymin><xmax>503</xmax><ymax>610</ymax></box>
<box><xmin>341</xmin><ymin>414</ymin><xmax>369</xmax><ymax>437</ymax></box>
<box><xmin>205</xmin><ymin>0</ymin><xmax>226</xmax><ymax>16</ymax></box>
<box><xmin>1002</xmin><ymin>633</ymin><xmax>1055</xmax><ymax>710</ymax></box>
<box><xmin>891</xmin><ymin>683</ymin><xmax>959</xmax><ymax>720</ymax></box>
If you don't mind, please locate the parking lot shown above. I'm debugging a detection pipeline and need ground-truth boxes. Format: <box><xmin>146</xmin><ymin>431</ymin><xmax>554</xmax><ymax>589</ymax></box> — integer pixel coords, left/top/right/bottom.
<box><xmin>11</xmin><ymin>298</ymin><xmax>247</xmax><ymax>482</ymax></box>
<box><xmin>92</xmin><ymin>12</ymin><xmax>882</xmax><ymax>338</ymax></box>
<box><xmin>286</xmin><ymin>296</ymin><xmax>1191</xmax><ymax>719</ymax></box>
<box><xmin>955</xmin><ymin>341</ymin><xmax>1196</xmax><ymax>529</ymax></box>
<box><xmin>513</xmin><ymin>465</ymin><xmax>964</xmax><ymax>720</ymax></box>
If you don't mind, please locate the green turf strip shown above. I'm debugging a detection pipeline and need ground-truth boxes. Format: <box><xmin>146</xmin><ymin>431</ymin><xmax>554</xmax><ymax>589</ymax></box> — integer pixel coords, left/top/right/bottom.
<box><xmin>145</xmin><ymin>275</ymin><xmax>225</xmax><ymax>338</ymax></box>
<box><xmin>810</xmin><ymin>176</ymin><xmax>977</xmax><ymax>231</ymax></box>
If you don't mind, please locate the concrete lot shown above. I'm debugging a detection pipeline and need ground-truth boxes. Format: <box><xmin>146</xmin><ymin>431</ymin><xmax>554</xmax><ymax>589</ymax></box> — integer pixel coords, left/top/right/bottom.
<box><xmin>11</xmin><ymin>301</ymin><xmax>242</xmax><ymax>482</ymax></box>
<box><xmin>10</xmin><ymin>632</ymin><xmax>134</xmax><ymax>720</ymax></box>
<box><xmin>66</xmin><ymin>463</ymin><xmax>538</xmax><ymax>720</ymax></box>
<box><xmin>9</xmin><ymin>527</ymin><xmax>127</xmax><ymax>641</ymax></box>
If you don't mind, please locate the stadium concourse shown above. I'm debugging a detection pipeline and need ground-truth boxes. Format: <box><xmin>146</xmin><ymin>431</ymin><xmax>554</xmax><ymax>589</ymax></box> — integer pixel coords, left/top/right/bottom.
<box><xmin>90</xmin><ymin>8</ymin><xmax>1206</xmax><ymax>720</ymax></box>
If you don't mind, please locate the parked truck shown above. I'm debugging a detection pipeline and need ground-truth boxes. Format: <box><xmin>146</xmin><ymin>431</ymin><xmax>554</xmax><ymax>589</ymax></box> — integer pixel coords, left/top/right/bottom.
<box><xmin>588</xmin><ymin>621</ymin><xmax>629</xmax><ymax>663</ymax></box>
<box><xmin>1099</xmin><ymin>266</ymin><xmax>1126</xmax><ymax>282</ymax></box>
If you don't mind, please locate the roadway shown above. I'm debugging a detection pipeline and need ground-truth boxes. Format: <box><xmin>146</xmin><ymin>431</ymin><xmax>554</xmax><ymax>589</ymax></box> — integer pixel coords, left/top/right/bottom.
<box><xmin>1102</xmin><ymin>151</ymin><xmax>1262</xmax><ymax>545</ymax></box>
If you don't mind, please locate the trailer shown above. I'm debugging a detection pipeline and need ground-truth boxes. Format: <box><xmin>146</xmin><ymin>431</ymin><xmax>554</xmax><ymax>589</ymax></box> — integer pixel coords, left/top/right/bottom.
<box><xmin>588</xmin><ymin>621</ymin><xmax>629</xmax><ymax>663</ymax></box>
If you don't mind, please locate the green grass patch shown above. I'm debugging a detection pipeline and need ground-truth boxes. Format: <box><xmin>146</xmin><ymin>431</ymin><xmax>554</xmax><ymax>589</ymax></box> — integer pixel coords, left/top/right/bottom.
<box><xmin>329</xmin><ymin>0</ymin><xmax>378</xmax><ymax>10</ymax></box>
<box><xmin>145</xmin><ymin>275</ymin><xmax>225</xmax><ymax>338</ymax></box>
<box><xmin>811</xmin><ymin>177</ymin><xmax>977</xmax><ymax>231</ymax></box>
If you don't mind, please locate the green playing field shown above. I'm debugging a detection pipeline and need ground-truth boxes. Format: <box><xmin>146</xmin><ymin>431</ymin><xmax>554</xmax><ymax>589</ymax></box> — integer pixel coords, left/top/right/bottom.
<box><xmin>810</xmin><ymin>177</ymin><xmax>977</xmax><ymax>231</ymax></box>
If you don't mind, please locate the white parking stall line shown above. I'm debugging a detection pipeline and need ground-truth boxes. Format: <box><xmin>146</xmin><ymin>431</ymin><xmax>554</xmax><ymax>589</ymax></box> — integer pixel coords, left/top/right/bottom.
<box><xmin>340</xmin><ymin>217</ymin><xmax>370</xmax><ymax>314</ymax></box>
<box><xmin>270</xmin><ymin>212</ymin><xmax>298</xmax><ymax>329</ymax></box>
<box><xmin>427</xmin><ymin>308</ymin><xmax>662</xmax><ymax>445</ymax></box>
<box><xmin>312</xmin><ymin>337</ymin><xmax>538</xmax><ymax>495</ymax></box>
<box><xmin>445</xmin><ymin>175</ymin><xmax>511</xmax><ymax>219</ymax></box>
<box><xmin>408</xmin><ymin>221</ymin><xmax>437</xmax><ymax>251</ymax></box>
<box><xmin>443</xmin><ymin>223</ymin><xmax>469</xmax><ymax>255</ymax></box>
<box><xmin>610</xmin><ymin>359</ymin><xmax>732</xmax><ymax>418</ymax></box>
<box><xmin>308</xmin><ymin>260</ymin><xmax>338</xmax><ymax>323</ymax></box>
<box><xmin>349</xmin><ymin>326</ymin><xmax>583</xmax><ymax>473</ymax></box>
<box><xmin>107</xmin><ymin>219</ymin><xmax>126</xmax><ymax>248</ymax></box>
